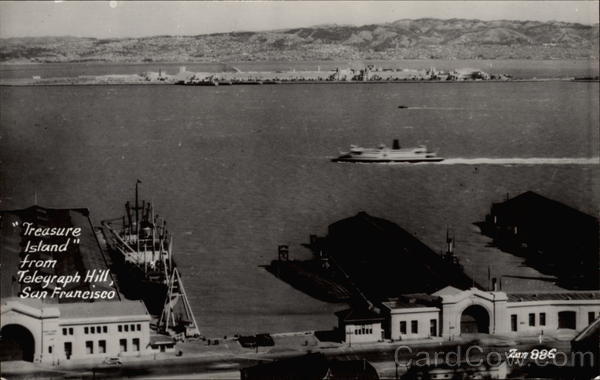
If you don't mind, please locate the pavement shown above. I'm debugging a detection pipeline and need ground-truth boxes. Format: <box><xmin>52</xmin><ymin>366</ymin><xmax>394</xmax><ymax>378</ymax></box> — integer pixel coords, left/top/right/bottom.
<box><xmin>0</xmin><ymin>330</ymin><xmax>578</xmax><ymax>379</ymax></box>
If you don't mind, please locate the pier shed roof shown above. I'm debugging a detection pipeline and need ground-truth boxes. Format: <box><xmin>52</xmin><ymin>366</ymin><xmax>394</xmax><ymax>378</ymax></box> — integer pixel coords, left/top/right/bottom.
<box><xmin>58</xmin><ymin>300</ymin><xmax>148</xmax><ymax>319</ymax></box>
<box><xmin>0</xmin><ymin>205</ymin><xmax>119</xmax><ymax>302</ymax></box>
<box><xmin>507</xmin><ymin>291</ymin><xmax>600</xmax><ymax>302</ymax></box>
<box><xmin>491</xmin><ymin>191</ymin><xmax>598</xmax><ymax>237</ymax></box>
<box><xmin>325</xmin><ymin>212</ymin><xmax>476</xmax><ymax>298</ymax></box>
<box><xmin>572</xmin><ymin>316</ymin><xmax>600</xmax><ymax>344</ymax></box>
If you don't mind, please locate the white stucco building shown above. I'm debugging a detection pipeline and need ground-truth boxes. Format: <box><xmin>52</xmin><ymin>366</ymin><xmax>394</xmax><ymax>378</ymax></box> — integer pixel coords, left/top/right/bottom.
<box><xmin>335</xmin><ymin>307</ymin><xmax>385</xmax><ymax>344</ymax></box>
<box><xmin>1</xmin><ymin>298</ymin><xmax>151</xmax><ymax>364</ymax></box>
<box><xmin>338</xmin><ymin>287</ymin><xmax>600</xmax><ymax>344</ymax></box>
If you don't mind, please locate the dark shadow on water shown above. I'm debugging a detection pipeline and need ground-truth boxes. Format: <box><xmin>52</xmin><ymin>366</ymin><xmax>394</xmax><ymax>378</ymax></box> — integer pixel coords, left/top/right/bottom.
<box><xmin>261</xmin><ymin>262</ymin><xmax>353</xmax><ymax>303</ymax></box>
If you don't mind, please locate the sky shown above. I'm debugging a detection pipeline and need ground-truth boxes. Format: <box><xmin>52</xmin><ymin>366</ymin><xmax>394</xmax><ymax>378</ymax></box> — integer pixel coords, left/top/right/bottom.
<box><xmin>1</xmin><ymin>1</ymin><xmax>599</xmax><ymax>39</ymax></box>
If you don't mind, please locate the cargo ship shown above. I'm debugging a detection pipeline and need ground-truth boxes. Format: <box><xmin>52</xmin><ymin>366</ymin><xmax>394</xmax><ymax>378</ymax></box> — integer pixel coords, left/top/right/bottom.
<box><xmin>100</xmin><ymin>181</ymin><xmax>200</xmax><ymax>339</ymax></box>
<box><xmin>332</xmin><ymin>139</ymin><xmax>443</xmax><ymax>163</ymax></box>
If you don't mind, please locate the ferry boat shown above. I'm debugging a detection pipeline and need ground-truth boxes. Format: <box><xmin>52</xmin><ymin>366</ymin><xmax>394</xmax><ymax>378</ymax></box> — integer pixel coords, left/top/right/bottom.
<box><xmin>332</xmin><ymin>140</ymin><xmax>444</xmax><ymax>163</ymax></box>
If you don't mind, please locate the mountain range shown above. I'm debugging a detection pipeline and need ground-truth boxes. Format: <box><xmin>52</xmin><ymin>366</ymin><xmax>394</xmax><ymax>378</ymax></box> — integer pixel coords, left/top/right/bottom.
<box><xmin>1</xmin><ymin>18</ymin><xmax>598</xmax><ymax>63</ymax></box>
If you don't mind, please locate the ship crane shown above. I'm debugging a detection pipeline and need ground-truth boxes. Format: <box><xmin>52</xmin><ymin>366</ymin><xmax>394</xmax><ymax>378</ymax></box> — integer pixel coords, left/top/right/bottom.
<box><xmin>101</xmin><ymin>183</ymin><xmax>200</xmax><ymax>339</ymax></box>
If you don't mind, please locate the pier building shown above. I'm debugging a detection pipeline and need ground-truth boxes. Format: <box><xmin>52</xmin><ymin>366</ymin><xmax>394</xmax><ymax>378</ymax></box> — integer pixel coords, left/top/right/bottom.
<box><xmin>325</xmin><ymin>212</ymin><xmax>475</xmax><ymax>299</ymax></box>
<box><xmin>335</xmin><ymin>308</ymin><xmax>385</xmax><ymax>344</ymax></box>
<box><xmin>482</xmin><ymin>191</ymin><xmax>599</xmax><ymax>289</ymax></box>
<box><xmin>1</xmin><ymin>297</ymin><xmax>151</xmax><ymax>363</ymax></box>
<box><xmin>0</xmin><ymin>206</ymin><xmax>153</xmax><ymax>364</ymax></box>
<box><xmin>338</xmin><ymin>287</ymin><xmax>600</xmax><ymax>343</ymax></box>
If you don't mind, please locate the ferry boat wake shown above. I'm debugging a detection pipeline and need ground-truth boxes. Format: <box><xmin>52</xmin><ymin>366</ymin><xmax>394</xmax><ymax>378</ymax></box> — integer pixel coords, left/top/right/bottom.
<box><xmin>437</xmin><ymin>157</ymin><xmax>600</xmax><ymax>165</ymax></box>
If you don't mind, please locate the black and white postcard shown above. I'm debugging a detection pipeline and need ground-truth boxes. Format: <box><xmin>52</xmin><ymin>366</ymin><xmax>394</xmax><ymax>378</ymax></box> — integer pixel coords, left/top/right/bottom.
<box><xmin>1</xmin><ymin>1</ymin><xmax>598</xmax><ymax>379</ymax></box>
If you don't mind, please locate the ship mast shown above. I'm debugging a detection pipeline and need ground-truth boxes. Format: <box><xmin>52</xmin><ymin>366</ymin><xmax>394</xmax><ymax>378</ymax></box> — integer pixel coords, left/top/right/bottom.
<box><xmin>101</xmin><ymin>182</ymin><xmax>201</xmax><ymax>339</ymax></box>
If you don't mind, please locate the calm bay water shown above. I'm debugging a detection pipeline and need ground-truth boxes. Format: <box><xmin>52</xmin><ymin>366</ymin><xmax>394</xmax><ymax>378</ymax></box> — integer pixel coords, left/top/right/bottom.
<box><xmin>1</xmin><ymin>73</ymin><xmax>598</xmax><ymax>337</ymax></box>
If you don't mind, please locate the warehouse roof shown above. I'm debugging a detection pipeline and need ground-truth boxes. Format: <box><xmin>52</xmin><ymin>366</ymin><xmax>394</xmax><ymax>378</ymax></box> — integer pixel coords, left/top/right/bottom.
<box><xmin>0</xmin><ymin>206</ymin><xmax>119</xmax><ymax>302</ymax></box>
<box><xmin>335</xmin><ymin>307</ymin><xmax>384</xmax><ymax>323</ymax></box>
<box><xmin>507</xmin><ymin>292</ymin><xmax>600</xmax><ymax>302</ymax></box>
<box><xmin>58</xmin><ymin>300</ymin><xmax>148</xmax><ymax>318</ymax></box>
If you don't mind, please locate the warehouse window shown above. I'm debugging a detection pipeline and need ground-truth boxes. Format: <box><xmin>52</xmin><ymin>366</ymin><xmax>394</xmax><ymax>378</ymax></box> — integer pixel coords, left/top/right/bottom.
<box><xmin>84</xmin><ymin>327</ymin><xmax>89</xmax><ymax>334</ymax></box>
<box><xmin>69</xmin><ymin>327</ymin><xmax>74</xmax><ymax>335</ymax></box>
<box><xmin>430</xmin><ymin>319</ymin><xmax>437</xmax><ymax>336</ymax></box>
<box><xmin>558</xmin><ymin>311</ymin><xmax>576</xmax><ymax>329</ymax></box>
<box><xmin>511</xmin><ymin>315</ymin><xmax>518</xmax><ymax>331</ymax></box>
<box><xmin>99</xmin><ymin>340</ymin><xmax>106</xmax><ymax>354</ymax></box>
<box><xmin>411</xmin><ymin>320</ymin><xmax>418</xmax><ymax>334</ymax></box>
<box><xmin>103</xmin><ymin>326</ymin><xmax>108</xmax><ymax>333</ymax></box>
<box><xmin>529</xmin><ymin>313</ymin><xmax>535</xmax><ymax>326</ymax></box>
<box><xmin>64</xmin><ymin>342</ymin><xmax>72</xmax><ymax>360</ymax></box>
<box><xmin>85</xmin><ymin>341</ymin><xmax>93</xmax><ymax>354</ymax></box>
<box><xmin>62</xmin><ymin>328</ymin><xmax>67</xmax><ymax>335</ymax></box>
<box><xmin>589</xmin><ymin>312</ymin><xmax>596</xmax><ymax>324</ymax></box>
<box><xmin>540</xmin><ymin>313</ymin><xmax>546</xmax><ymax>326</ymax></box>
<box><xmin>400</xmin><ymin>321</ymin><xmax>407</xmax><ymax>335</ymax></box>
<box><xmin>133</xmin><ymin>338</ymin><xmax>140</xmax><ymax>351</ymax></box>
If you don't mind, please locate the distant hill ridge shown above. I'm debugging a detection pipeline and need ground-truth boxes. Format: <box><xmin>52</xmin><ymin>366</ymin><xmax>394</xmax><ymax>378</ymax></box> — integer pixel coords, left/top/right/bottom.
<box><xmin>1</xmin><ymin>18</ymin><xmax>598</xmax><ymax>63</ymax></box>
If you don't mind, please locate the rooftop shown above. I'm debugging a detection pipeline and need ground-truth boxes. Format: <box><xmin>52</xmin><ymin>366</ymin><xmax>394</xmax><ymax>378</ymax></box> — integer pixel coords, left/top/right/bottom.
<box><xmin>325</xmin><ymin>212</ymin><xmax>477</xmax><ymax>297</ymax></box>
<box><xmin>507</xmin><ymin>291</ymin><xmax>600</xmax><ymax>302</ymax></box>
<box><xmin>58</xmin><ymin>300</ymin><xmax>148</xmax><ymax>319</ymax></box>
<box><xmin>382</xmin><ymin>300</ymin><xmax>431</xmax><ymax>309</ymax></box>
<box><xmin>0</xmin><ymin>206</ymin><xmax>119</xmax><ymax>302</ymax></box>
<box><xmin>335</xmin><ymin>307</ymin><xmax>384</xmax><ymax>323</ymax></box>
<box><xmin>383</xmin><ymin>293</ymin><xmax>442</xmax><ymax>310</ymax></box>
<box><xmin>432</xmin><ymin>286</ymin><xmax>463</xmax><ymax>296</ymax></box>
<box><xmin>492</xmin><ymin>191</ymin><xmax>598</xmax><ymax>228</ymax></box>
<box><xmin>572</xmin><ymin>317</ymin><xmax>600</xmax><ymax>343</ymax></box>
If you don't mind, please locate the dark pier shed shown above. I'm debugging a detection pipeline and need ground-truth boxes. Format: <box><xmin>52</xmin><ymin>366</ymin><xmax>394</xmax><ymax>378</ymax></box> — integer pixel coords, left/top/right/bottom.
<box><xmin>0</xmin><ymin>205</ymin><xmax>119</xmax><ymax>301</ymax></box>
<box><xmin>483</xmin><ymin>191</ymin><xmax>599</xmax><ymax>289</ymax></box>
<box><xmin>324</xmin><ymin>212</ymin><xmax>475</xmax><ymax>301</ymax></box>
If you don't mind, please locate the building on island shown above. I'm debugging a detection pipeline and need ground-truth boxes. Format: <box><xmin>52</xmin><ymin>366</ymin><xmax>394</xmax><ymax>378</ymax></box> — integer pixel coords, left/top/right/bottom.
<box><xmin>338</xmin><ymin>286</ymin><xmax>600</xmax><ymax>343</ymax></box>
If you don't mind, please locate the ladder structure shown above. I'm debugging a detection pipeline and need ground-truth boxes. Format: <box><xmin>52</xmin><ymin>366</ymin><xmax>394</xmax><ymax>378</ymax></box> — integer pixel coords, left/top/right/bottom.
<box><xmin>158</xmin><ymin>266</ymin><xmax>200</xmax><ymax>338</ymax></box>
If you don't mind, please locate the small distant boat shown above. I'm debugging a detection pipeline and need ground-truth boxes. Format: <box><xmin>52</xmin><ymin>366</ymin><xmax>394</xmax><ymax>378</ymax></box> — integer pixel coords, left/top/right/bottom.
<box><xmin>332</xmin><ymin>139</ymin><xmax>444</xmax><ymax>163</ymax></box>
<box><xmin>398</xmin><ymin>105</ymin><xmax>409</xmax><ymax>109</ymax></box>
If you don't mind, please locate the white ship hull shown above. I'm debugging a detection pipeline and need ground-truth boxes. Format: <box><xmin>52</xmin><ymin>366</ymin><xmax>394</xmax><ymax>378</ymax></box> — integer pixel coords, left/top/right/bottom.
<box><xmin>332</xmin><ymin>144</ymin><xmax>444</xmax><ymax>163</ymax></box>
<box><xmin>333</xmin><ymin>156</ymin><xmax>444</xmax><ymax>163</ymax></box>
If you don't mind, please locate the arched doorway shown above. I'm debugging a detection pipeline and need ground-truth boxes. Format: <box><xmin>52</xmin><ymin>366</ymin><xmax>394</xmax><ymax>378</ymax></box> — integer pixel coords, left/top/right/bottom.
<box><xmin>0</xmin><ymin>324</ymin><xmax>35</xmax><ymax>362</ymax></box>
<box><xmin>460</xmin><ymin>305</ymin><xmax>490</xmax><ymax>334</ymax></box>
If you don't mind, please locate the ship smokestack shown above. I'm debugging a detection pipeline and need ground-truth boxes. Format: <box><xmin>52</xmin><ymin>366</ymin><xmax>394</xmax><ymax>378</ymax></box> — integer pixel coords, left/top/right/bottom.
<box><xmin>392</xmin><ymin>139</ymin><xmax>400</xmax><ymax>150</ymax></box>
